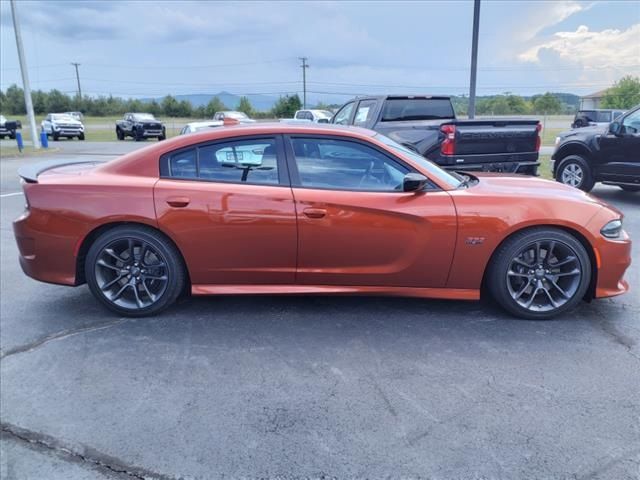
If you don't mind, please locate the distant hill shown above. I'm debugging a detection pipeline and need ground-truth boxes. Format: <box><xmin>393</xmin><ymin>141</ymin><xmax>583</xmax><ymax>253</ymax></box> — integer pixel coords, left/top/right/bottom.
<box><xmin>143</xmin><ymin>91</ymin><xmax>279</xmax><ymax>112</ymax></box>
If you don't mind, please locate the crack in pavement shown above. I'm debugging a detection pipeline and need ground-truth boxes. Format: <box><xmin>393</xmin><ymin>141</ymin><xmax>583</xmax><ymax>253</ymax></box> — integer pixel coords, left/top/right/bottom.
<box><xmin>0</xmin><ymin>317</ymin><xmax>132</xmax><ymax>360</ymax></box>
<box><xmin>589</xmin><ymin>304</ymin><xmax>640</xmax><ymax>363</ymax></box>
<box><xmin>1</xmin><ymin>422</ymin><xmax>178</xmax><ymax>480</ymax></box>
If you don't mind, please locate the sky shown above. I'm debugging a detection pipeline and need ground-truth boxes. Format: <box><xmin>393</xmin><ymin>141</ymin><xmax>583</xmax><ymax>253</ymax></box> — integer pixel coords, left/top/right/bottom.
<box><xmin>0</xmin><ymin>0</ymin><xmax>639</xmax><ymax>104</ymax></box>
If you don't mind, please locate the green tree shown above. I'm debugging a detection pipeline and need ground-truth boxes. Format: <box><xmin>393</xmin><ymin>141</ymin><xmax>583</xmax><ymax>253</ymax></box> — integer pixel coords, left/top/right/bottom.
<box><xmin>272</xmin><ymin>94</ymin><xmax>302</xmax><ymax>118</ymax></box>
<box><xmin>601</xmin><ymin>76</ymin><xmax>640</xmax><ymax>109</ymax></box>
<box><xmin>533</xmin><ymin>92</ymin><xmax>562</xmax><ymax>114</ymax></box>
<box><xmin>4</xmin><ymin>84</ymin><xmax>26</xmax><ymax>114</ymax></box>
<box><xmin>205</xmin><ymin>96</ymin><xmax>227</xmax><ymax>117</ymax></box>
<box><xmin>46</xmin><ymin>89</ymin><xmax>71</xmax><ymax>112</ymax></box>
<box><xmin>237</xmin><ymin>96</ymin><xmax>253</xmax><ymax>116</ymax></box>
<box><xmin>161</xmin><ymin>95</ymin><xmax>180</xmax><ymax>116</ymax></box>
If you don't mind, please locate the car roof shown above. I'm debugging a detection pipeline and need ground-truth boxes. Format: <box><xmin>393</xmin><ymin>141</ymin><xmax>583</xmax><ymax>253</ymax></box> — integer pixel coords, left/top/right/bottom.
<box><xmin>343</xmin><ymin>94</ymin><xmax>451</xmax><ymax>102</ymax></box>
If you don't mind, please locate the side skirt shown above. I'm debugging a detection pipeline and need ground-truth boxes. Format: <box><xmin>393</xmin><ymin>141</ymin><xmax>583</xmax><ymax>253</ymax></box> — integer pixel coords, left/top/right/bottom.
<box><xmin>191</xmin><ymin>284</ymin><xmax>480</xmax><ymax>301</ymax></box>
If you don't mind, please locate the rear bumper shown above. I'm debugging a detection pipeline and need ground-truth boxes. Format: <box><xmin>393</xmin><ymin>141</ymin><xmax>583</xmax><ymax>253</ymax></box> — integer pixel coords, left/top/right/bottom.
<box><xmin>443</xmin><ymin>160</ymin><xmax>540</xmax><ymax>174</ymax></box>
<box><xmin>13</xmin><ymin>209</ymin><xmax>78</xmax><ymax>286</ymax></box>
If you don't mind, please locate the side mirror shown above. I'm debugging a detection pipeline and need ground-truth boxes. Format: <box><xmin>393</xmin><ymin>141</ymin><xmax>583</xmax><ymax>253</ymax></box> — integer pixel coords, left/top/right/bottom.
<box><xmin>403</xmin><ymin>173</ymin><xmax>429</xmax><ymax>192</ymax></box>
<box><xmin>609</xmin><ymin>122</ymin><xmax>622</xmax><ymax>136</ymax></box>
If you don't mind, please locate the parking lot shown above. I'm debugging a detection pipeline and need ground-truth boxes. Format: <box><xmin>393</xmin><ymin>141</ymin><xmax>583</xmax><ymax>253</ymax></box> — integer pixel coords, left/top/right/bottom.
<box><xmin>1</xmin><ymin>142</ymin><xmax>639</xmax><ymax>479</ymax></box>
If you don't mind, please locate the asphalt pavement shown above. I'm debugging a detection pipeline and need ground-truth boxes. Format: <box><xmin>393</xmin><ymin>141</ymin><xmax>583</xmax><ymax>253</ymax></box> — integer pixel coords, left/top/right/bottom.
<box><xmin>0</xmin><ymin>145</ymin><xmax>638</xmax><ymax>479</ymax></box>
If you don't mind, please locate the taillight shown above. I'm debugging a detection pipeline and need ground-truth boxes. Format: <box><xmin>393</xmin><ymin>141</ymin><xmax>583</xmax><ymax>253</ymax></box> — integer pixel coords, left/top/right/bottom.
<box><xmin>440</xmin><ymin>124</ymin><xmax>456</xmax><ymax>156</ymax></box>
<box><xmin>535</xmin><ymin>122</ymin><xmax>542</xmax><ymax>152</ymax></box>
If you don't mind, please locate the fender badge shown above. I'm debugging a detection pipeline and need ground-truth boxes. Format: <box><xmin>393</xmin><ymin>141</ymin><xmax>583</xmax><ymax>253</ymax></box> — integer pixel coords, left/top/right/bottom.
<box><xmin>466</xmin><ymin>236</ymin><xmax>485</xmax><ymax>245</ymax></box>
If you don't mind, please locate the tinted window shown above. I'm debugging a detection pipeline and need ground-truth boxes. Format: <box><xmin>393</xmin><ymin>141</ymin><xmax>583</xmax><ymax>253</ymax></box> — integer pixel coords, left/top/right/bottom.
<box><xmin>595</xmin><ymin>111</ymin><xmax>612</xmax><ymax>122</ymax></box>
<box><xmin>169</xmin><ymin>148</ymin><xmax>197</xmax><ymax>178</ymax></box>
<box><xmin>199</xmin><ymin>138</ymin><xmax>279</xmax><ymax>184</ymax></box>
<box><xmin>333</xmin><ymin>102</ymin><xmax>355</xmax><ymax>125</ymax></box>
<box><xmin>354</xmin><ymin>100</ymin><xmax>377</xmax><ymax>127</ymax></box>
<box><xmin>622</xmin><ymin>109</ymin><xmax>640</xmax><ymax>134</ymax></box>
<box><xmin>291</xmin><ymin>137</ymin><xmax>409</xmax><ymax>191</ymax></box>
<box><xmin>380</xmin><ymin>98</ymin><xmax>455</xmax><ymax>121</ymax></box>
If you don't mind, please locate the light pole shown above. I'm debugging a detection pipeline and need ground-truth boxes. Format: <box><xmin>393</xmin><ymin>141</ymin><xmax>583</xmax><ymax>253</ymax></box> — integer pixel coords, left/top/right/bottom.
<box><xmin>299</xmin><ymin>57</ymin><xmax>309</xmax><ymax>109</ymax></box>
<box><xmin>10</xmin><ymin>0</ymin><xmax>40</xmax><ymax>149</ymax></box>
<box><xmin>71</xmin><ymin>62</ymin><xmax>82</xmax><ymax>99</ymax></box>
<box><xmin>468</xmin><ymin>0</ymin><xmax>481</xmax><ymax>119</ymax></box>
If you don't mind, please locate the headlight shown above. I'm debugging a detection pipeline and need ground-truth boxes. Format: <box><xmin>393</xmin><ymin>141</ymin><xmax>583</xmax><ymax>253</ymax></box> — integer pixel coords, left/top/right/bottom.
<box><xmin>601</xmin><ymin>219</ymin><xmax>623</xmax><ymax>239</ymax></box>
<box><xmin>52</xmin><ymin>125</ymin><xmax>60</xmax><ymax>131</ymax></box>
<box><xmin>554</xmin><ymin>136</ymin><xmax>560</xmax><ymax>146</ymax></box>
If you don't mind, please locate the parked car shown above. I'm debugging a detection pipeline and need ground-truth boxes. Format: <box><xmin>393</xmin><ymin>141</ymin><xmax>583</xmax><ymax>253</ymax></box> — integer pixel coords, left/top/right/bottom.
<box><xmin>180</xmin><ymin>121</ymin><xmax>224</xmax><ymax>135</ymax></box>
<box><xmin>14</xmin><ymin>123</ymin><xmax>630</xmax><ymax>320</ymax></box>
<box><xmin>64</xmin><ymin>111</ymin><xmax>84</xmax><ymax>121</ymax></box>
<box><xmin>212</xmin><ymin>111</ymin><xmax>256</xmax><ymax>123</ymax></box>
<box><xmin>553</xmin><ymin>104</ymin><xmax>640</xmax><ymax>192</ymax></box>
<box><xmin>571</xmin><ymin>109</ymin><xmax>625</xmax><ymax>129</ymax></box>
<box><xmin>331</xmin><ymin>95</ymin><xmax>542</xmax><ymax>175</ymax></box>
<box><xmin>116</xmin><ymin>113</ymin><xmax>166</xmax><ymax>141</ymax></box>
<box><xmin>0</xmin><ymin>114</ymin><xmax>21</xmax><ymax>139</ymax></box>
<box><xmin>41</xmin><ymin>113</ymin><xmax>85</xmax><ymax>140</ymax></box>
<box><xmin>294</xmin><ymin>109</ymin><xmax>333</xmax><ymax>123</ymax></box>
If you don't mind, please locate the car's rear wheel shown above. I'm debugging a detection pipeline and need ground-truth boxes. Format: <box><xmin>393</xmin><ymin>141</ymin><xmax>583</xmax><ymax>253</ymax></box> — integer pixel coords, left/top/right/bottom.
<box><xmin>619</xmin><ymin>185</ymin><xmax>640</xmax><ymax>192</ymax></box>
<box><xmin>556</xmin><ymin>155</ymin><xmax>595</xmax><ymax>192</ymax></box>
<box><xmin>85</xmin><ymin>226</ymin><xmax>185</xmax><ymax>316</ymax></box>
<box><xmin>488</xmin><ymin>228</ymin><xmax>591</xmax><ymax>320</ymax></box>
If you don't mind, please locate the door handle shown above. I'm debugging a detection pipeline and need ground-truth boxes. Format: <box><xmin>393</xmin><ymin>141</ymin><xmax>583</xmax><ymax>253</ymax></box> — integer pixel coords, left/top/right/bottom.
<box><xmin>303</xmin><ymin>207</ymin><xmax>326</xmax><ymax>219</ymax></box>
<box><xmin>166</xmin><ymin>196</ymin><xmax>190</xmax><ymax>208</ymax></box>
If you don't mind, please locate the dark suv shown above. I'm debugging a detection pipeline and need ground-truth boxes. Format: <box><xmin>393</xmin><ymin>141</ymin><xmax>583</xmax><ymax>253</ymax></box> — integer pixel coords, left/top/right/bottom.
<box><xmin>572</xmin><ymin>109</ymin><xmax>625</xmax><ymax>128</ymax></box>
<box><xmin>552</xmin><ymin>105</ymin><xmax>640</xmax><ymax>192</ymax></box>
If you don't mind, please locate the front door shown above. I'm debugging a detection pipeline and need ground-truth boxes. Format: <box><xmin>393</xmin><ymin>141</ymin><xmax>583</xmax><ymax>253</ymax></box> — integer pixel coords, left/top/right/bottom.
<box><xmin>286</xmin><ymin>135</ymin><xmax>457</xmax><ymax>288</ymax></box>
<box><xmin>598</xmin><ymin>108</ymin><xmax>640</xmax><ymax>182</ymax></box>
<box><xmin>154</xmin><ymin>135</ymin><xmax>297</xmax><ymax>286</ymax></box>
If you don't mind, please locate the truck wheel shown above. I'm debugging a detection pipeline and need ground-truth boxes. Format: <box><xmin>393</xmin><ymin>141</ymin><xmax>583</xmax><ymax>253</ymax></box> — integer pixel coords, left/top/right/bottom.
<box><xmin>10</xmin><ymin>132</ymin><xmax>16</xmax><ymax>140</ymax></box>
<box><xmin>158</xmin><ymin>134</ymin><xmax>166</xmax><ymax>141</ymax></box>
<box><xmin>556</xmin><ymin>155</ymin><xmax>595</xmax><ymax>192</ymax></box>
<box><xmin>619</xmin><ymin>185</ymin><xmax>640</xmax><ymax>192</ymax></box>
<box><xmin>78</xmin><ymin>133</ymin><xmax>85</xmax><ymax>141</ymax></box>
<box><xmin>487</xmin><ymin>228</ymin><xmax>591</xmax><ymax>320</ymax></box>
<box><xmin>134</xmin><ymin>128</ymin><xmax>143</xmax><ymax>142</ymax></box>
<box><xmin>116</xmin><ymin>128</ymin><xmax>124</xmax><ymax>141</ymax></box>
<box><xmin>52</xmin><ymin>132</ymin><xmax>59</xmax><ymax>141</ymax></box>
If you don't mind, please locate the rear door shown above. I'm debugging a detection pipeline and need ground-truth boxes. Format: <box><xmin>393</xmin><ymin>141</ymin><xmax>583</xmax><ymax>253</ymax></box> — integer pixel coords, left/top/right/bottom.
<box><xmin>154</xmin><ymin>135</ymin><xmax>298</xmax><ymax>286</ymax></box>
<box><xmin>285</xmin><ymin>135</ymin><xmax>457</xmax><ymax>288</ymax></box>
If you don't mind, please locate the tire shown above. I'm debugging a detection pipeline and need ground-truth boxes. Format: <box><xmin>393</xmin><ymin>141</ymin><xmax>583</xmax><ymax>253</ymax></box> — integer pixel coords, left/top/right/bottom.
<box><xmin>619</xmin><ymin>185</ymin><xmax>640</xmax><ymax>192</ymax></box>
<box><xmin>85</xmin><ymin>225</ymin><xmax>186</xmax><ymax>317</ymax></box>
<box><xmin>52</xmin><ymin>132</ymin><xmax>59</xmax><ymax>141</ymax></box>
<box><xmin>487</xmin><ymin>228</ymin><xmax>591</xmax><ymax>320</ymax></box>
<box><xmin>555</xmin><ymin>155</ymin><xmax>595</xmax><ymax>192</ymax></box>
<box><xmin>134</xmin><ymin>128</ymin><xmax>142</xmax><ymax>142</ymax></box>
<box><xmin>78</xmin><ymin>133</ymin><xmax>85</xmax><ymax>141</ymax></box>
<box><xmin>574</xmin><ymin>119</ymin><xmax>584</xmax><ymax>128</ymax></box>
<box><xmin>116</xmin><ymin>128</ymin><xmax>124</xmax><ymax>141</ymax></box>
<box><xmin>9</xmin><ymin>133</ymin><xmax>16</xmax><ymax>140</ymax></box>
<box><xmin>158</xmin><ymin>135</ymin><xmax>166</xmax><ymax>141</ymax></box>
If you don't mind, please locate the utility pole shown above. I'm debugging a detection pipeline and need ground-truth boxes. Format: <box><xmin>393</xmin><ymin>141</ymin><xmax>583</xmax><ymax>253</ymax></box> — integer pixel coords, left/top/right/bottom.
<box><xmin>299</xmin><ymin>57</ymin><xmax>309</xmax><ymax>109</ymax></box>
<box><xmin>10</xmin><ymin>0</ymin><xmax>40</xmax><ymax>149</ymax></box>
<box><xmin>468</xmin><ymin>0</ymin><xmax>481</xmax><ymax>119</ymax></box>
<box><xmin>71</xmin><ymin>62</ymin><xmax>82</xmax><ymax>99</ymax></box>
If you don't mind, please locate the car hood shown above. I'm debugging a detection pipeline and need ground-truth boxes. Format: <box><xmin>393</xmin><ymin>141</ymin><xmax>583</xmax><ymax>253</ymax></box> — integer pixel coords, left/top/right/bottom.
<box><xmin>558</xmin><ymin>124</ymin><xmax>607</xmax><ymax>140</ymax></box>
<box><xmin>465</xmin><ymin>173</ymin><xmax>612</xmax><ymax>208</ymax></box>
<box><xmin>51</xmin><ymin>118</ymin><xmax>83</xmax><ymax>125</ymax></box>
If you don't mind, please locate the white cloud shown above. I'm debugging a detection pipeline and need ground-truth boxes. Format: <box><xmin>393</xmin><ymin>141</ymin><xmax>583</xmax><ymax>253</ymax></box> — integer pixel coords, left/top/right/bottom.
<box><xmin>514</xmin><ymin>0</ymin><xmax>590</xmax><ymax>41</ymax></box>
<box><xmin>518</xmin><ymin>23</ymin><xmax>640</xmax><ymax>69</ymax></box>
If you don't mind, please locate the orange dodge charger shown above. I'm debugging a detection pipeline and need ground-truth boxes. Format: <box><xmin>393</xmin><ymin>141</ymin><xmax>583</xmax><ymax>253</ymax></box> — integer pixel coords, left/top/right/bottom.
<box><xmin>14</xmin><ymin>124</ymin><xmax>631</xmax><ymax>319</ymax></box>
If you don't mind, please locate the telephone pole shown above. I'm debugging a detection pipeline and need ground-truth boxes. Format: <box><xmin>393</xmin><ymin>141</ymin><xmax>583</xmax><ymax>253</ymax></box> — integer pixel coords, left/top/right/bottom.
<box><xmin>10</xmin><ymin>0</ymin><xmax>40</xmax><ymax>149</ymax></box>
<box><xmin>299</xmin><ymin>57</ymin><xmax>309</xmax><ymax>109</ymax></box>
<box><xmin>71</xmin><ymin>62</ymin><xmax>82</xmax><ymax>99</ymax></box>
<box><xmin>468</xmin><ymin>0</ymin><xmax>481</xmax><ymax>119</ymax></box>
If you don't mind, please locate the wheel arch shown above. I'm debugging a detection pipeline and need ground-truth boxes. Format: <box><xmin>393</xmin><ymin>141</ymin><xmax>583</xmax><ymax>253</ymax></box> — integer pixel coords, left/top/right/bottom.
<box><xmin>481</xmin><ymin>224</ymin><xmax>598</xmax><ymax>301</ymax></box>
<box><xmin>75</xmin><ymin>221</ymin><xmax>191</xmax><ymax>292</ymax></box>
<box><xmin>553</xmin><ymin>142</ymin><xmax>592</xmax><ymax>171</ymax></box>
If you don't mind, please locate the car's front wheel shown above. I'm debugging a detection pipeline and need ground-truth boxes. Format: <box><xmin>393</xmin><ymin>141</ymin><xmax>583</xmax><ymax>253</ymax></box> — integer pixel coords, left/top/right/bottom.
<box><xmin>556</xmin><ymin>155</ymin><xmax>595</xmax><ymax>192</ymax></box>
<box><xmin>85</xmin><ymin>226</ymin><xmax>185</xmax><ymax>316</ymax></box>
<box><xmin>488</xmin><ymin>228</ymin><xmax>591</xmax><ymax>320</ymax></box>
<box><xmin>78</xmin><ymin>133</ymin><xmax>85</xmax><ymax>141</ymax></box>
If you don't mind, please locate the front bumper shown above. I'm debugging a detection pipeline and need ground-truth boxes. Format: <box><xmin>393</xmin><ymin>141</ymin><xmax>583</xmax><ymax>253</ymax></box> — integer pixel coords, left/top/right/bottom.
<box><xmin>142</xmin><ymin>130</ymin><xmax>164</xmax><ymax>137</ymax></box>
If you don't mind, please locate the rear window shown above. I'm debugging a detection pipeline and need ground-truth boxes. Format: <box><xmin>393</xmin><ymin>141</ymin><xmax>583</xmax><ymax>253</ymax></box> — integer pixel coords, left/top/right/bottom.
<box><xmin>380</xmin><ymin>98</ymin><xmax>454</xmax><ymax>122</ymax></box>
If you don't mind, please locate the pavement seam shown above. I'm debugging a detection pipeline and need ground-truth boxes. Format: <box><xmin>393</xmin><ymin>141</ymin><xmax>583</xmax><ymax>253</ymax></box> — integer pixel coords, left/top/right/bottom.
<box><xmin>0</xmin><ymin>317</ymin><xmax>131</xmax><ymax>360</ymax></box>
<box><xmin>1</xmin><ymin>422</ymin><xmax>179</xmax><ymax>480</ymax></box>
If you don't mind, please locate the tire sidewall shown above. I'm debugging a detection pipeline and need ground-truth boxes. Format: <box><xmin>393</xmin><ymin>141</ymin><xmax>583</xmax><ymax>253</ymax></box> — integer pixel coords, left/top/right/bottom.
<box><xmin>85</xmin><ymin>226</ymin><xmax>185</xmax><ymax>317</ymax></box>
<box><xmin>488</xmin><ymin>228</ymin><xmax>591</xmax><ymax>320</ymax></box>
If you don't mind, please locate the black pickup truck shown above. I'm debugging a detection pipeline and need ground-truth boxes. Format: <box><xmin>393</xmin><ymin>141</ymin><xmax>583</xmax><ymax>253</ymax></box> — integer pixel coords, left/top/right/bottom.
<box><xmin>331</xmin><ymin>95</ymin><xmax>541</xmax><ymax>175</ymax></box>
<box><xmin>552</xmin><ymin>104</ymin><xmax>639</xmax><ymax>192</ymax></box>
<box><xmin>115</xmin><ymin>113</ymin><xmax>166</xmax><ymax>141</ymax></box>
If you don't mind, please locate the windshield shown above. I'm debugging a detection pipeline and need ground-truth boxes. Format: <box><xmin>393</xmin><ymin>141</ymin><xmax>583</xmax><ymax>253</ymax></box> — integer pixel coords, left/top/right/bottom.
<box><xmin>227</xmin><ymin>112</ymin><xmax>249</xmax><ymax>119</ymax></box>
<box><xmin>133</xmin><ymin>113</ymin><xmax>156</xmax><ymax>121</ymax></box>
<box><xmin>52</xmin><ymin>114</ymin><xmax>75</xmax><ymax>122</ymax></box>
<box><xmin>317</xmin><ymin>110</ymin><xmax>333</xmax><ymax>119</ymax></box>
<box><xmin>374</xmin><ymin>133</ymin><xmax>462</xmax><ymax>188</ymax></box>
<box><xmin>380</xmin><ymin>98</ymin><xmax>455</xmax><ymax>121</ymax></box>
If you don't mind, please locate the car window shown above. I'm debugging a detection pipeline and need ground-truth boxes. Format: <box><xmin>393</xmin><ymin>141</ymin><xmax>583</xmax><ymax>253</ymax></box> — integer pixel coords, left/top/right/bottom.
<box><xmin>290</xmin><ymin>137</ymin><xmax>409</xmax><ymax>191</ymax></box>
<box><xmin>622</xmin><ymin>110</ymin><xmax>640</xmax><ymax>134</ymax></box>
<box><xmin>380</xmin><ymin>98</ymin><xmax>455</xmax><ymax>121</ymax></box>
<box><xmin>295</xmin><ymin>111</ymin><xmax>305</xmax><ymax>119</ymax></box>
<box><xmin>333</xmin><ymin>102</ymin><xmax>355</xmax><ymax>125</ymax></box>
<box><xmin>354</xmin><ymin>100</ymin><xmax>377</xmax><ymax>127</ymax></box>
<box><xmin>169</xmin><ymin>149</ymin><xmax>198</xmax><ymax>179</ymax></box>
<box><xmin>199</xmin><ymin>138</ymin><xmax>279</xmax><ymax>184</ymax></box>
<box><xmin>595</xmin><ymin>111</ymin><xmax>612</xmax><ymax>123</ymax></box>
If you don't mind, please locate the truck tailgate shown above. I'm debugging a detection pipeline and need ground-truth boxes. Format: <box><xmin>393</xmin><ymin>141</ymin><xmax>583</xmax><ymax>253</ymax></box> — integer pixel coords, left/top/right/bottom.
<box><xmin>452</xmin><ymin>120</ymin><xmax>540</xmax><ymax>156</ymax></box>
